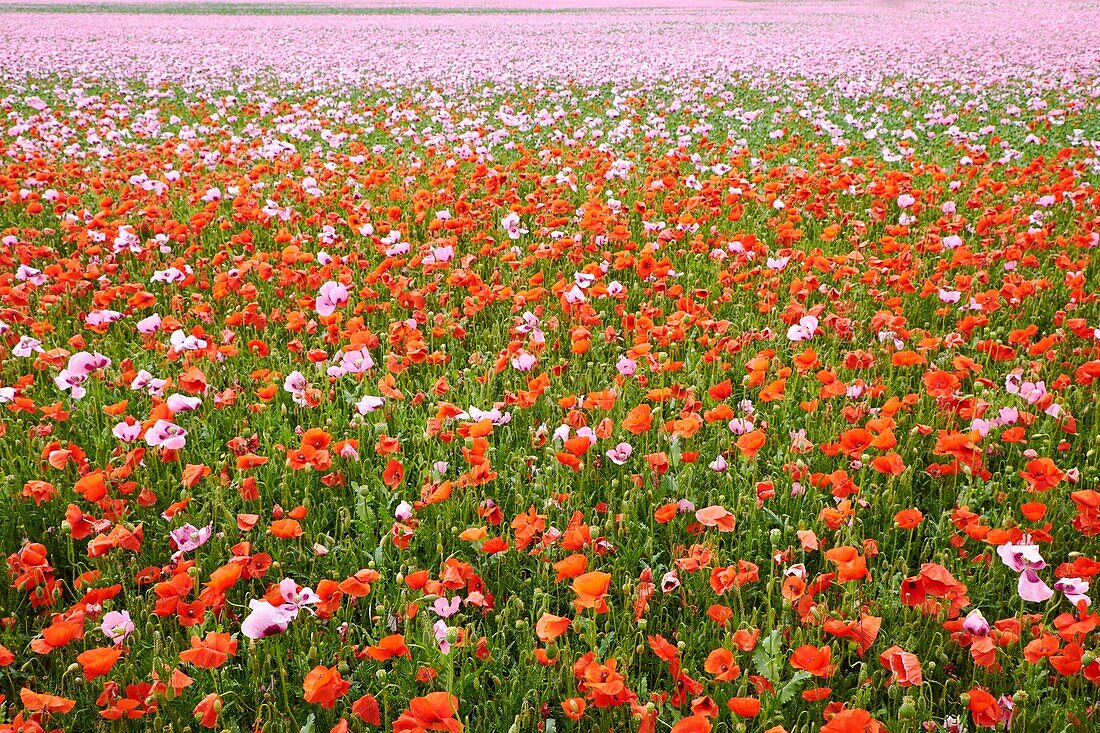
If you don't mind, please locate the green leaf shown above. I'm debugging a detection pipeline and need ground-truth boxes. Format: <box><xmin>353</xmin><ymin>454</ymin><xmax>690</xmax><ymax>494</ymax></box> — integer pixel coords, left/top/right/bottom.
<box><xmin>752</xmin><ymin>629</ymin><xmax>784</xmax><ymax>682</ymax></box>
<box><xmin>777</xmin><ymin>671</ymin><xmax>811</xmax><ymax>704</ymax></box>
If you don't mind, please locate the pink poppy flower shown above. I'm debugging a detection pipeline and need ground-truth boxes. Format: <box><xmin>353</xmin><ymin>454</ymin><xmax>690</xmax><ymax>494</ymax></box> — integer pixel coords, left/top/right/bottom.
<box><xmin>68</xmin><ymin>351</ymin><xmax>111</xmax><ymax>375</ymax></box>
<box><xmin>166</xmin><ymin>394</ymin><xmax>202</xmax><ymax>412</ymax></box>
<box><xmin>136</xmin><ymin>314</ymin><xmax>162</xmax><ymax>334</ymax></box>
<box><xmin>962</xmin><ymin>609</ymin><xmax>989</xmax><ymax>636</ymax></box>
<box><xmin>1018</xmin><ymin>568</ymin><xmax>1054</xmax><ymax>602</ymax></box>
<box><xmin>998</xmin><ymin>539</ymin><xmax>1053</xmax><ymax>602</ymax></box>
<box><xmin>170</xmin><ymin>523</ymin><xmax>212</xmax><ymax>553</ymax></box>
<box><xmin>1054</xmin><ymin>577</ymin><xmax>1091</xmax><ymax>606</ymax></box>
<box><xmin>355</xmin><ymin>395</ymin><xmax>385</xmax><ymax>415</ymax></box>
<box><xmin>433</xmin><ymin>620</ymin><xmax>452</xmax><ymax>655</ymax></box>
<box><xmin>277</xmin><ymin>578</ymin><xmax>320</xmax><ymax>614</ymax></box>
<box><xmin>431</xmin><ymin>596</ymin><xmax>461</xmax><ymax>619</ymax></box>
<box><xmin>170</xmin><ymin>329</ymin><xmax>207</xmax><ymax>351</ymax></box>
<box><xmin>101</xmin><ymin>610</ymin><xmax>134</xmax><ymax>646</ymax></box>
<box><xmin>54</xmin><ymin>369</ymin><xmax>88</xmax><ymax>400</ymax></box>
<box><xmin>113</xmin><ymin>419</ymin><xmax>142</xmax><ymax>443</ymax></box>
<box><xmin>145</xmin><ymin>419</ymin><xmax>187</xmax><ymax>450</ymax></box>
<box><xmin>241</xmin><ymin>600</ymin><xmax>293</xmax><ymax>639</ymax></box>
<box><xmin>786</xmin><ymin>315</ymin><xmax>819</xmax><ymax>342</ymax></box>
<box><xmin>315</xmin><ymin>281</ymin><xmax>349</xmax><ymax>317</ymax></box>
<box><xmin>616</xmin><ymin>356</ymin><xmax>637</xmax><ymax>376</ymax></box>
<box><xmin>13</xmin><ymin>336</ymin><xmax>44</xmax><ymax>357</ymax></box>
<box><xmin>996</xmin><ymin>539</ymin><xmax>1046</xmax><ymax>573</ymax></box>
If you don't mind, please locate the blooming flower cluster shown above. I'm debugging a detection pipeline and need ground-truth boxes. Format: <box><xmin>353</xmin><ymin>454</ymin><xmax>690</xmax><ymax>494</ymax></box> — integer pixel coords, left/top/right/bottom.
<box><xmin>0</xmin><ymin>1</ymin><xmax>1099</xmax><ymax>732</ymax></box>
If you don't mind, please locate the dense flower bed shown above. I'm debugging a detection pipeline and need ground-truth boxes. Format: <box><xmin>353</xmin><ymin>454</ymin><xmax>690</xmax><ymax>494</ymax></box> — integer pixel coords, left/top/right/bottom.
<box><xmin>1</xmin><ymin>2</ymin><xmax>1099</xmax><ymax>732</ymax></box>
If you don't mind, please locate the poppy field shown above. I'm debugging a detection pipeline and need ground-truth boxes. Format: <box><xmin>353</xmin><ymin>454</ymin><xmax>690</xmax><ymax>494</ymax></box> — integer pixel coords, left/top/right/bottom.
<box><xmin>1</xmin><ymin>1</ymin><xmax>1099</xmax><ymax>732</ymax></box>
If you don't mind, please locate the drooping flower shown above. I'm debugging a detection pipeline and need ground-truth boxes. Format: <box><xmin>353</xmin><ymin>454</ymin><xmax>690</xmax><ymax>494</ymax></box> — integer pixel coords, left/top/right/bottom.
<box><xmin>1053</xmin><ymin>577</ymin><xmax>1091</xmax><ymax>607</ymax></box>
<box><xmin>962</xmin><ymin>609</ymin><xmax>990</xmax><ymax>636</ymax></box>
<box><xmin>996</xmin><ymin>538</ymin><xmax>1053</xmax><ymax>602</ymax></box>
